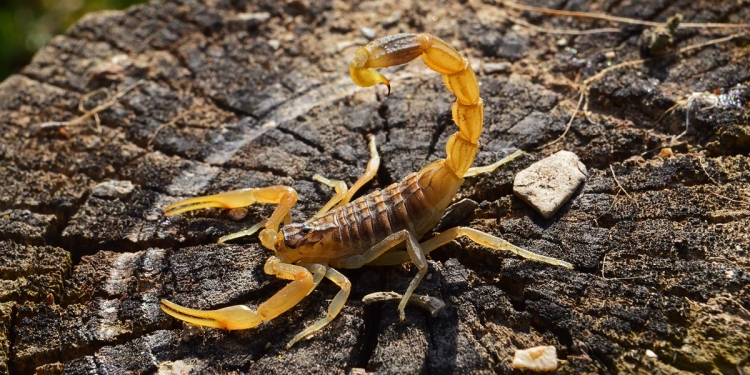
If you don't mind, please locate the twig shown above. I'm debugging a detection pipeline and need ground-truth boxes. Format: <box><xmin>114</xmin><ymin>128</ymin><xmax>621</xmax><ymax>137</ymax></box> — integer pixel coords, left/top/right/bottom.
<box><xmin>710</xmin><ymin>193</ymin><xmax>750</xmax><ymax>206</ymax></box>
<box><xmin>594</xmin><ymin>190</ymin><xmax>620</xmax><ymax>228</ymax></box>
<box><xmin>582</xmin><ymin>32</ymin><xmax>748</xmax><ymax>89</ymax></box>
<box><xmin>548</xmin><ymin>32</ymin><xmax>749</xmax><ymax>147</ymax></box>
<box><xmin>362</xmin><ymin>291</ymin><xmax>446</xmax><ymax>317</ymax></box>
<box><xmin>538</xmin><ymin>90</ymin><xmax>584</xmax><ymax>149</ymax></box>
<box><xmin>498</xmin><ymin>13</ymin><xmax>621</xmax><ymax>35</ymax></box>
<box><xmin>715</xmin><ymin>295</ymin><xmax>750</xmax><ymax>319</ymax></box>
<box><xmin>147</xmin><ymin>110</ymin><xmax>192</xmax><ymax>150</ymax></box>
<box><xmin>499</xmin><ymin>0</ymin><xmax>750</xmax><ymax>29</ymax></box>
<box><xmin>676</xmin><ymin>32</ymin><xmax>750</xmax><ymax>55</ymax></box>
<box><xmin>698</xmin><ymin>157</ymin><xmax>721</xmax><ymax>186</ymax></box>
<box><xmin>609</xmin><ymin>165</ymin><xmax>638</xmax><ymax>207</ymax></box>
<box><xmin>37</xmin><ymin>80</ymin><xmax>145</xmax><ymax>133</ymax></box>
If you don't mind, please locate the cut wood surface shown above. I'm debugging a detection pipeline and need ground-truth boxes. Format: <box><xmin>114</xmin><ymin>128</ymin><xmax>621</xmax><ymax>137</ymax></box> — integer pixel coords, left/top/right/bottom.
<box><xmin>1</xmin><ymin>0</ymin><xmax>749</xmax><ymax>374</ymax></box>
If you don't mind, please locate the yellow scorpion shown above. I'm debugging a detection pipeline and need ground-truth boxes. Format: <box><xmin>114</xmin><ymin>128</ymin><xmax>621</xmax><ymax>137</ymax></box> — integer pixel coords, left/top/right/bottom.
<box><xmin>160</xmin><ymin>33</ymin><xmax>573</xmax><ymax>349</ymax></box>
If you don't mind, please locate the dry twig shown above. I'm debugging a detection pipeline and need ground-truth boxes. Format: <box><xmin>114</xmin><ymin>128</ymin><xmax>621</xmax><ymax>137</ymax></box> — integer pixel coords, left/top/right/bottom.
<box><xmin>147</xmin><ymin>110</ymin><xmax>192</xmax><ymax>150</ymax></box>
<box><xmin>609</xmin><ymin>165</ymin><xmax>638</xmax><ymax>207</ymax></box>
<box><xmin>37</xmin><ymin>80</ymin><xmax>144</xmax><ymax>133</ymax></box>
<box><xmin>499</xmin><ymin>0</ymin><xmax>750</xmax><ymax>29</ymax></box>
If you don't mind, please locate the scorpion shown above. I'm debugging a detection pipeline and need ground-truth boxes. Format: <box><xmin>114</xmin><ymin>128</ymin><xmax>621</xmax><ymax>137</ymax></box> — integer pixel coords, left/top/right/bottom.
<box><xmin>160</xmin><ymin>33</ymin><xmax>574</xmax><ymax>349</ymax></box>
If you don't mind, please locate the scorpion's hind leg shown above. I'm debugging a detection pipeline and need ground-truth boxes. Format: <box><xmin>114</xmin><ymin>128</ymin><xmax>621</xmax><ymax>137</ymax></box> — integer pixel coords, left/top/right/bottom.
<box><xmin>164</xmin><ymin>185</ymin><xmax>297</xmax><ymax>243</ymax></box>
<box><xmin>160</xmin><ymin>257</ymin><xmax>327</xmax><ymax>335</ymax></box>
<box><xmin>420</xmin><ymin>227</ymin><xmax>574</xmax><ymax>269</ymax></box>
<box><xmin>309</xmin><ymin>134</ymin><xmax>380</xmax><ymax>219</ymax></box>
<box><xmin>463</xmin><ymin>150</ymin><xmax>526</xmax><ymax>177</ymax></box>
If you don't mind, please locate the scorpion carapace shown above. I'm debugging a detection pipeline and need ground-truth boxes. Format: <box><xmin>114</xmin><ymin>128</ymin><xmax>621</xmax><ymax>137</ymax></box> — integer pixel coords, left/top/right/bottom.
<box><xmin>160</xmin><ymin>33</ymin><xmax>574</xmax><ymax>349</ymax></box>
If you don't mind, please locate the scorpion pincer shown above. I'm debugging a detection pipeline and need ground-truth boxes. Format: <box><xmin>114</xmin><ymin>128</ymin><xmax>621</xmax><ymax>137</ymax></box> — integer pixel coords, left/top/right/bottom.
<box><xmin>160</xmin><ymin>33</ymin><xmax>574</xmax><ymax>349</ymax></box>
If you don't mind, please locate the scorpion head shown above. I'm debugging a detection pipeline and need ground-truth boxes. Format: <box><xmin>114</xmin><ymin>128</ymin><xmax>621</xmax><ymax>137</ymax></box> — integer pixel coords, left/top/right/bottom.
<box><xmin>278</xmin><ymin>222</ymin><xmax>332</xmax><ymax>254</ymax></box>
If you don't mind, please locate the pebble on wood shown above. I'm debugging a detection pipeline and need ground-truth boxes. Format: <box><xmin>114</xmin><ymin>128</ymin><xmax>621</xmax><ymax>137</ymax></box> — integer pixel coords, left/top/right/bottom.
<box><xmin>360</xmin><ymin>27</ymin><xmax>377</xmax><ymax>40</ymax></box>
<box><xmin>511</xmin><ymin>345</ymin><xmax>558</xmax><ymax>372</ymax></box>
<box><xmin>483</xmin><ymin>62</ymin><xmax>512</xmax><ymax>74</ymax></box>
<box><xmin>91</xmin><ymin>180</ymin><xmax>135</xmax><ymax>199</ymax></box>
<box><xmin>513</xmin><ymin>151</ymin><xmax>587</xmax><ymax>219</ymax></box>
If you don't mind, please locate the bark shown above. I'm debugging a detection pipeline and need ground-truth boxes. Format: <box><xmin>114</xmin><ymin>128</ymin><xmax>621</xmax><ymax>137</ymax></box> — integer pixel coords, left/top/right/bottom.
<box><xmin>1</xmin><ymin>0</ymin><xmax>749</xmax><ymax>374</ymax></box>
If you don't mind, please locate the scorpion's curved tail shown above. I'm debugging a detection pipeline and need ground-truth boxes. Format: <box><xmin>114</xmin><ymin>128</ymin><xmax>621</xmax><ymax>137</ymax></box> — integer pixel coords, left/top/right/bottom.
<box><xmin>350</xmin><ymin>33</ymin><xmax>482</xmax><ymax>211</ymax></box>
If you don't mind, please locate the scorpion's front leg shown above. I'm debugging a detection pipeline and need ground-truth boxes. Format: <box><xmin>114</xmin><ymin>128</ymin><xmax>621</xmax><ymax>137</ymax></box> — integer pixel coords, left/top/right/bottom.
<box><xmin>160</xmin><ymin>257</ymin><xmax>326</xmax><ymax>333</ymax></box>
<box><xmin>336</xmin><ymin>229</ymin><xmax>427</xmax><ymax>321</ymax></box>
<box><xmin>310</xmin><ymin>134</ymin><xmax>380</xmax><ymax>219</ymax></box>
<box><xmin>285</xmin><ymin>267</ymin><xmax>351</xmax><ymax>349</ymax></box>
<box><xmin>164</xmin><ymin>185</ymin><xmax>297</xmax><ymax>244</ymax></box>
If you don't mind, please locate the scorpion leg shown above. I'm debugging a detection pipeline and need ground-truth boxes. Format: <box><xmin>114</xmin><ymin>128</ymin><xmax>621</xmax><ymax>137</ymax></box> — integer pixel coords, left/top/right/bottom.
<box><xmin>463</xmin><ymin>150</ymin><xmax>526</xmax><ymax>177</ymax></box>
<box><xmin>310</xmin><ymin>174</ymin><xmax>348</xmax><ymax>219</ymax></box>
<box><xmin>285</xmin><ymin>267</ymin><xmax>351</xmax><ymax>349</ymax></box>
<box><xmin>337</xmin><ymin>229</ymin><xmax>427</xmax><ymax>321</ymax></box>
<box><xmin>160</xmin><ymin>257</ymin><xmax>327</xmax><ymax>332</ymax></box>
<box><xmin>164</xmin><ymin>185</ymin><xmax>297</xmax><ymax>243</ymax></box>
<box><xmin>368</xmin><ymin>227</ymin><xmax>573</xmax><ymax>269</ymax></box>
<box><xmin>426</xmin><ymin>227</ymin><xmax>573</xmax><ymax>268</ymax></box>
<box><xmin>310</xmin><ymin>135</ymin><xmax>380</xmax><ymax>218</ymax></box>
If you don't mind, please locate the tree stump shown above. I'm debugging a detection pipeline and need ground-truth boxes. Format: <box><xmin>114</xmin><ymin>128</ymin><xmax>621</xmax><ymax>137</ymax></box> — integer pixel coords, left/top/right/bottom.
<box><xmin>1</xmin><ymin>0</ymin><xmax>748</xmax><ymax>374</ymax></box>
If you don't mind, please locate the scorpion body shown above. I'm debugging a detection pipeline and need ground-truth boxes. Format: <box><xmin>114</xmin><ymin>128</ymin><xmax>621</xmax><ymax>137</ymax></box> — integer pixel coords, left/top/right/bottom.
<box><xmin>161</xmin><ymin>33</ymin><xmax>573</xmax><ymax>349</ymax></box>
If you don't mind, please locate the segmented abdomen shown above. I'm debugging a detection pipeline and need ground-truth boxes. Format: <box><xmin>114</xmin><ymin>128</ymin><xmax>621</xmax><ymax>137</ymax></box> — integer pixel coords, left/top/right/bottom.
<box><xmin>328</xmin><ymin>172</ymin><xmax>442</xmax><ymax>253</ymax></box>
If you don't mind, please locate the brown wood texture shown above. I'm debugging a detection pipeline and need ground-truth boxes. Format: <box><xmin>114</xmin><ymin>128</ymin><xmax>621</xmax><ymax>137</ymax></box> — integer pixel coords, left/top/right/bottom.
<box><xmin>1</xmin><ymin>0</ymin><xmax>749</xmax><ymax>374</ymax></box>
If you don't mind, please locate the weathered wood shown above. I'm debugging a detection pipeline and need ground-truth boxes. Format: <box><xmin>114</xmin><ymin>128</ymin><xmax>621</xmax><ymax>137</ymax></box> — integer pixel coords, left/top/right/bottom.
<box><xmin>1</xmin><ymin>0</ymin><xmax>749</xmax><ymax>374</ymax></box>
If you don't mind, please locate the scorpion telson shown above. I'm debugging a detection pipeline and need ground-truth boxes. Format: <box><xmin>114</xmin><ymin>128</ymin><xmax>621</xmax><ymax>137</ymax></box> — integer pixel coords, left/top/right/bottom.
<box><xmin>160</xmin><ymin>33</ymin><xmax>574</xmax><ymax>349</ymax></box>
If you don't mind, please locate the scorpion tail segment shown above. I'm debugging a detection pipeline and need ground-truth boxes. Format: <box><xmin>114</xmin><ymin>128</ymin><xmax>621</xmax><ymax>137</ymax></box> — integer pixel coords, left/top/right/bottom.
<box><xmin>349</xmin><ymin>61</ymin><xmax>391</xmax><ymax>92</ymax></box>
<box><xmin>350</xmin><ymin>33</ymin><xmax>434</xmax><ymax>93</ymax></box>
<box><xmin>351</xmin><ymin>33</ymin><xmax>482</xmax><ymax>179</ymax></box>
<box><xmin>160</xmin><ymin>299</ymin><xmax>263</xmax><ymax>330</ymax></box>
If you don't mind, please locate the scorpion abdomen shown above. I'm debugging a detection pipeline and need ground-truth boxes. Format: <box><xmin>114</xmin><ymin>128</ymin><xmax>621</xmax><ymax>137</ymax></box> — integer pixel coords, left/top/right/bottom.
<box><xmin>307</xmin><ymin>171</ymin><xmax>441</xmax><ymax>255</ymax></box>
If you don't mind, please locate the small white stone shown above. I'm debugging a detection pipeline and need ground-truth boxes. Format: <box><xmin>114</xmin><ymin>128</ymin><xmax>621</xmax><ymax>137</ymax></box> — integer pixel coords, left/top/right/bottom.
<box><xmin>361</xmin><ymin>27</ymin><xmax>377</xmax><ymax>40</ymax></box>
<box><xmin>268</xmin><ymin>39</ymin><xmax>280</xmax><ymax>50</ymax></box>
<box><xmin>237</xmin><ymin>12</ymin><xmax>270</xmax><ymax>24</ymax></box>
<box><xmin>512</xmin><ymin>345</ymin><xmax>558</xmax><ymax>372</ymax></box>
<box><xmin>228</xmin><ymin>208</ymin><xmax>248</xmax><ymax>221</ymax></box>
<box><xmin>605</xmin><ymin>51</ymin><xmax>616</xmax><ymax>60</ymax></box>
<box><xmin>92</xmin><ymin>180</ymin><xmax>135</xmax><ymax>199</ymax></box>
<box><xmin>646</xmin><ymin>349</ymin><xmax>658</xmax><ymax>358</ymax></box>
<box><xmin>556</xmin><ymin>38</ymin><xmax>567</xmax><ymax>47</ymax></box>
<box><xmin>157</xmin><ymin>360</ymin><xmax>195</xmax><ymax>375</ymax></box>
<box><xmin>483</xmin><ymin>62</ymin><xmax>512</xmax><ymax>74</ymax></box>
<box><xmin>470</xmin><ymin>59</ymin><xmax>482</xmax><ymax>74</ymax></box>
<box><xmin>513</xmin><ymin>151</ymin><xmax>587</xmax><ymax>219</ymax></box>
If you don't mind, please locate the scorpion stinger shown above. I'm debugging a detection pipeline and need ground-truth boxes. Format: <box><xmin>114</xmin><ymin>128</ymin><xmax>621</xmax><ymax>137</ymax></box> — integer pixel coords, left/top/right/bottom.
<box><xmin>161</xmin><ymin>33</ymin><xmax>573</xmax><ymax>350</ymax></box>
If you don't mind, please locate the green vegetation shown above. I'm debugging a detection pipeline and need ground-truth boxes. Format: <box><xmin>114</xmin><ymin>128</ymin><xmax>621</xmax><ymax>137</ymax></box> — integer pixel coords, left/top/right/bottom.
<box><xmin>0</xmin><ymin>0</ymin><xmax>147</xmax><ymax>81</ymax></box>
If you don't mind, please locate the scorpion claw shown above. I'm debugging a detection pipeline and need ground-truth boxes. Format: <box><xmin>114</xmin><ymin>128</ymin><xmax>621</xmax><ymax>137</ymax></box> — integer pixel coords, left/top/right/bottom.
<box><xmin>160</xmin><ymin>299</ymin><xmax>262</xmax><ymax>330</ymax></box>
<box><xmin>164</xmin><ymin>189</ymin><xmax>257</xmax><ymax>217</ymax></box>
